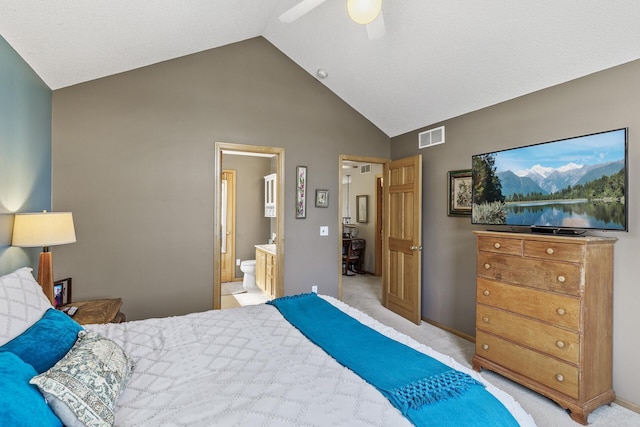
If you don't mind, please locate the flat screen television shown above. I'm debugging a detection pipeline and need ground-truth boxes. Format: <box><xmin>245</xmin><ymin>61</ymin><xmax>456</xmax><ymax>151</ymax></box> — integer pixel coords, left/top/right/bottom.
<box><xmin>471</xmin><ymin>128</ymin><xmax>628</xmax><ymax>233</ymax></box>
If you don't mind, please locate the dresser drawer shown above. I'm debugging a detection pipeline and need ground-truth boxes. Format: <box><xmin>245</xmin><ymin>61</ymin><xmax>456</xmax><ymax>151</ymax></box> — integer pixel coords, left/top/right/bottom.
<box><xmin>476</xmin><ymin>305</ymin><xmax>579</xmax><ymax>364</ymax></box>
<box><xmin>477</xmin><ymin>236</ymin><xmax>522</xmax><ymax>256</ymax></box>
<box><xmin>477</xmin><ymin>252</ymin><xmax>582</xmax><ymax>296</ymax></box>
<box><xmin>524</xmin><ymin>240</ymin><xmax>584</xmax><ymax>263</ymax></box>
<box><xmin>476</xmin><ymin>331</ymin><xmax>579</xmax><ymax>399</ymax></box>
<box><xmin>477</xmin><ymin>278</ymin><xmax>580</xmax><ymax>330</ymax></box>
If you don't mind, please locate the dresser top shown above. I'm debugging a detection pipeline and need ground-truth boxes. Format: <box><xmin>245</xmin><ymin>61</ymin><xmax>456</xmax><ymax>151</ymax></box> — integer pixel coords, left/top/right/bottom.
<box><xmin>473</xmin><ymin>230</ymin><xmax>618</xmax><ymax>245</ymax></box>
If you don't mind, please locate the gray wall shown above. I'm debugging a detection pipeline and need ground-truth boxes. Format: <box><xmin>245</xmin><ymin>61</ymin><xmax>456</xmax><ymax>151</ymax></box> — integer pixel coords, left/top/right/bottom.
<box><xmin>51</xmin><ymin>37</ymin><xmax>390</xmax><ymax>320</ymax></box>
<box><xmin>391</xmin><ymin>59</ymin><xmax>640</xmax><ymax>406</ymax></box>
<box><xmin>222</xmin><ymin>153</ymin><xmax>272</xmax><ymax>278</ymax></box>
<box><xmin>0</xmin><ymin>35</ymin><xmax>52</xmax><ymax>276</ymax></box>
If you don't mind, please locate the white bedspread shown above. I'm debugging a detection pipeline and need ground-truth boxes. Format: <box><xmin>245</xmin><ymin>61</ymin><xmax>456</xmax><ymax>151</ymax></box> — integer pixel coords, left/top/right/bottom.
<box><xmin>87</xmin><ymin>296</ymin><xmax>535</xmax><ymax>426</ymax></box>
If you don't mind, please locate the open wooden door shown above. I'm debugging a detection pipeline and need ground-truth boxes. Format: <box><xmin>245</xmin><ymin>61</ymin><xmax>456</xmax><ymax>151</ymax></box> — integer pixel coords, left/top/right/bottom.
<box><xmin>220</xmin><ymin>170</ymin><xmax>236</xmax><ymax>283</ymax></box>
<box><xmin>382</xmin><ymin>155</ymin><xmax>422</xmax><ymax>324</ymax></box>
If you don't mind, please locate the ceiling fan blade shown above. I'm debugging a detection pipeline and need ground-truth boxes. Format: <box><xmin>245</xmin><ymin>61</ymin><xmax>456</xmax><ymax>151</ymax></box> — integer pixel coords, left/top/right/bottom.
<box><xmin>279</xmin><ymin>0</ymin><xmax>327</xmax><ymax>23</ymax></box>
<box><xmin>366</xmin><ymin>11</ymin><xmax>385</xmax><ymax>40</ymax></box>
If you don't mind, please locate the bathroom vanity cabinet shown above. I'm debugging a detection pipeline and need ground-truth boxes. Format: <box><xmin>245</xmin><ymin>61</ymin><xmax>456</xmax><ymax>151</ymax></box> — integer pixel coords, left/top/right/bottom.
<box><xmin>255</xmin><ymin>245</ymin><xmax>276</xmax><ymax>297</ymax></box>
<box><xmin>264</xmin><ymin>174</ymin><xmax>276</xmax><ymax>218</ymax></box>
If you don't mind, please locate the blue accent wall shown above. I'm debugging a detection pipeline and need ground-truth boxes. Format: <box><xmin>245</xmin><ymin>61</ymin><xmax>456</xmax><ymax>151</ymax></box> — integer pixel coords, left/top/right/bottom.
<box><xmin>0</xmin><ymin>35</ymin><xmax>52</xmax><ymax>275</ymax></box>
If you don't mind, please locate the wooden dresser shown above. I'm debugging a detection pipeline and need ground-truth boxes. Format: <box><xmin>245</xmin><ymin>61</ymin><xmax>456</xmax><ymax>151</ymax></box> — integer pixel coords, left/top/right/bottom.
<box><xmin>471</xmin><ymin>230</ymin><xmax>616</xmax><ymax>424</ymax></box>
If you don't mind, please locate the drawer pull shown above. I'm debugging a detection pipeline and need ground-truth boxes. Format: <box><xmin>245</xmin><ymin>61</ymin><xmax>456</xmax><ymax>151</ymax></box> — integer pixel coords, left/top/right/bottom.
<box><xmin>555</xmin><ymin>374</ymin><xmax>564</xmax><ymax>382</ymax></box>
<box><xmin>556</xmin><ymin>341</ymin><xmax>565</xmax><ymax>349</ymax></box>
<box><xmin>546</xmin><ymin>247</ymin><xmax>554</xmax><ymax>255</ymax></box>
<box><xmin>556</xmin><ymin>308</ymin><xmax>566</xmax><ymax>316</ymax></box>
<box><xmin>484</xmin><ymin>263</ymin><xmax>491</xmax><ymax>270</ymax></box>
<box><xmin>482</xmin><ymin>344</ymin><xmax>489</xmax><ymax>351</ymax></box>
<box><xmin>494</xmin><ymin>242</ymin><xmax>501</xmax><ymax>249</ymax></box>
<box><xmin>482</xmin><ymin>317</ymin><xmax>489</xmax><ymax>323</ymax></box>
<box><xmin>557</xmin><ymin>275</ymin><xmax>566</xmax><ymax>283</ymax></box>
<box><xmin>483</xmin><ymin>290</ymin><xmax>490</xmax><ymax>296</ymax></box>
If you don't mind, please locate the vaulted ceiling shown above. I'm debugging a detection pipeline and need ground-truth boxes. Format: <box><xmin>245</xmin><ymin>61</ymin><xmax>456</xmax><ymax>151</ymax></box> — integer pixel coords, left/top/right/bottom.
<box><xmin>2</xmin><ymin>1</ymin><xmax>640</xmax><ymax>137</ymax></box>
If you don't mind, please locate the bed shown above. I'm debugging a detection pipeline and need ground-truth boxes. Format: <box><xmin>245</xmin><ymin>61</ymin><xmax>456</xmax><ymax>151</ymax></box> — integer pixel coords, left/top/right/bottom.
<box><xmin>0</xmin><ymin>267</ymin><xmax>536</xmax><ymax>426</ymax></box>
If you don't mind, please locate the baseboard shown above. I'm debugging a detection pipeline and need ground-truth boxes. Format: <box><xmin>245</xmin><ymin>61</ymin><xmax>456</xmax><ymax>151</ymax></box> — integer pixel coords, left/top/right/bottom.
<box><xmin>421</xmin><ymin>317</ymin><xmax>475</xmax><ymax>343</ymax></box>
<box><xmin>615</xmin><ymin>396</ymin><xmax>640</xmax><ymax>414</ymax></box>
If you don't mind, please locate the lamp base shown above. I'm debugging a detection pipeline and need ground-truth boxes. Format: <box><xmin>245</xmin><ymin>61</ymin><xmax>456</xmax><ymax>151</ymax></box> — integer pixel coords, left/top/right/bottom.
<box><xmin>37</xmin><ymin>251</ymin><xmax>55</xmax><ymax>306</ymax></box>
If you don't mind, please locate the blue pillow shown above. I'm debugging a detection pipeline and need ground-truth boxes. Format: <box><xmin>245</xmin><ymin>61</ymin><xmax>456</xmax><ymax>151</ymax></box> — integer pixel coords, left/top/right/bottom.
<box><xmin>0</xmin><ymin>352</ymin><xmax>62</xmax><ymax>427</ymax></box>
<box><xmin>0</xmin><ymin>308</ymin><xmax>83</xmax><ymax>374</ymax></box>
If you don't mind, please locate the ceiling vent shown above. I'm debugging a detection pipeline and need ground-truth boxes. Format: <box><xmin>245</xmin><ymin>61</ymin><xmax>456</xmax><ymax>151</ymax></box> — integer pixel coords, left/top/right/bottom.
<box><xmin>418</xmin><ymin>126</ymin><xmax>445</xmax><ymax>149</ymax></box>
<box><xmin>360</xmin><ymin>164</ymin><xmax>371</xmax><ymax>174</ymax></box>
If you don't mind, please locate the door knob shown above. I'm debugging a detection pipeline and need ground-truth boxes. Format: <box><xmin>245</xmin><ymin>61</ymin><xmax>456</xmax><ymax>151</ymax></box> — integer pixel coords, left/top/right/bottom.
<box><xmin>410</xmin><ymin>245</ymin><xmax>422</xmax><ymax>251</ymax></box>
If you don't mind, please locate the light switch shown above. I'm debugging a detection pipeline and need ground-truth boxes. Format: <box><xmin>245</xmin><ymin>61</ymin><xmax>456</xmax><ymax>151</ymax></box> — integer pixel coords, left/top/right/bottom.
<box><xmin>320</xmin><ymin>226</ymin><xmax>329</xmax><ymax>236</ymax></box>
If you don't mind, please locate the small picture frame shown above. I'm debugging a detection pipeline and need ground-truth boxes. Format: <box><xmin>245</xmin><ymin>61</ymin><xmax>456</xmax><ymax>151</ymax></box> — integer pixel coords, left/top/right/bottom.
<box><xmin>315</xmin><ymin>189</ymin><xmax>329</xmax><ymax>208</ymax></box>
<box><xmin>53</xmin><ymin>277</ymin><xmax>72</xmax><ymax>308</ymax></box>
<box><xmin>356</xmin><ymin>195</ymin><xmax>368</xmax><ymax>223</ymax></box>
<box><xmin>448</xmin><ymin>169</ymin><xmax>472</xmax><ymax>216</ymax></box>
<box><xmin>296</xmin><ymin>165</ymin><xmax>307</xmax><ymax>219</ymax></box>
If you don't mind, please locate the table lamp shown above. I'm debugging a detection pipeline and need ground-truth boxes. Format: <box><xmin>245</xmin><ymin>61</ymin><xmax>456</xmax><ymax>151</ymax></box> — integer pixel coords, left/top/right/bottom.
<box><xmin>12</xmin><ymin>211</ymin><xmax>76</xmax><ymax>305</ymax></box>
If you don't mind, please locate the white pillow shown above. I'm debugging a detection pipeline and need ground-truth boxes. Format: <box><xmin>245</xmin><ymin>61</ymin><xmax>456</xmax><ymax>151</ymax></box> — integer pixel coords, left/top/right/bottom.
<box><xmin>0</xmin><ymin>267</ymin><xmax>52</xmax><ymax>346</ymax></box>
<box><xmin>30</xmin><ymin>331</ymin><xmax>135</xmax><ymax>427</ymax></box>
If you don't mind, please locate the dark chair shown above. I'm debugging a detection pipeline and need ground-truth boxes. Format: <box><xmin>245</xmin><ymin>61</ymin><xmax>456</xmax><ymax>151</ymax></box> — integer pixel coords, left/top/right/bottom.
<box><xmin>342</xmin><ymin>239</ymin><xmax>365</xmax><ymax>275</ymax></box>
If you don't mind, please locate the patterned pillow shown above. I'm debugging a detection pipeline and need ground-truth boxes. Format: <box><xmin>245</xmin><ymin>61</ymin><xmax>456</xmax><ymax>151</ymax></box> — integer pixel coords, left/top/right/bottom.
<box><xmin>30</xmin><ymin>331</ymin><xmax>135</xmax><ymax>427</ymax></box>
<box><xmin>0</xmin><ymin>267</ymin><xmax>52</xmax><ymax>346</ymax></box>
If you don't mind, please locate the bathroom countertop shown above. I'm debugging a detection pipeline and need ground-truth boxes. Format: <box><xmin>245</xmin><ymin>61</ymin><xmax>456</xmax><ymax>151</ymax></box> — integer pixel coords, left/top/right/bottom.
<box><xmin>255</xmin><ymin>244</ymin><xmax>276</xmax><ymax>255</ymax></box>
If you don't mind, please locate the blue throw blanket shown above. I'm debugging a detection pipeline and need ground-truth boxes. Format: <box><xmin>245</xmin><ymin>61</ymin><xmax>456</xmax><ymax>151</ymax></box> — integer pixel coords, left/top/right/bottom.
<box><xmin>268</xmin><ymin>293</ymin><xmax>519</xmax><ymax>427</ymax></box>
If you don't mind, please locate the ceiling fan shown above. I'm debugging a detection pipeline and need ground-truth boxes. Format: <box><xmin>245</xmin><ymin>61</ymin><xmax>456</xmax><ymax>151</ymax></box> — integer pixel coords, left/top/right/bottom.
<box><xmin>279</xmin><ymin>0</ymin><xmax>386</xmax><ymax>40</ymax></box>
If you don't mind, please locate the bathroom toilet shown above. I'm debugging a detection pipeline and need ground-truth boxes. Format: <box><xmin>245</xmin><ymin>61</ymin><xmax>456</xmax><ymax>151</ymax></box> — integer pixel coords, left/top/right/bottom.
<box><xmin>240</xmin><ymin>260</ymin><xmax>257</xmax><ymax>291</ymax></box>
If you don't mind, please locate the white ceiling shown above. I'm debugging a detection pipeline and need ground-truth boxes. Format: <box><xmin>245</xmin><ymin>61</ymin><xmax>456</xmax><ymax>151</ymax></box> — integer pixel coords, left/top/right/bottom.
<box><xmin>2</xmin><ymin>1</ymin><xmax>640</xmax><ymax>137</ymax></box>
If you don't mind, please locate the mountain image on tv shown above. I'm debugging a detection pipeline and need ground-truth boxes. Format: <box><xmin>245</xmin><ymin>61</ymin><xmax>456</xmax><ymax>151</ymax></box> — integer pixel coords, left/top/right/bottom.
<box><xmin>472</xmin><ymin>128</ymin><xmax>627</xmax><ymax>231</ymax></box>
<box><xmin>497</xmin><ymin>159</ymin><xmax>625</xmax><ymax>198</ymax></box>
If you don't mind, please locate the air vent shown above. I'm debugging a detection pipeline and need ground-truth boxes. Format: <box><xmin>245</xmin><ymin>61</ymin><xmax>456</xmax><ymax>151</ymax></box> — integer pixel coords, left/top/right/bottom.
<box><xmin>360</xmin><ymin>164</ymin><xmax>371</xmax><ymax>174</ymax></box>
<box><xmin>418</xmin><ymin>126</ymin><xmax>445</xmax><ymax>149</ymax></box>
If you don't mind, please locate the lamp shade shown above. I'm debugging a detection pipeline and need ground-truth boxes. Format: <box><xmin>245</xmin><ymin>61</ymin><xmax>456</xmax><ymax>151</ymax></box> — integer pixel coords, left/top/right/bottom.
<box><xmin>347</xmin><ymin>0</ymin><xmax>382</xmax><ymax>25</ymax></box>
<box><xmin>12</xmin><ymin>212</ymin><xmax>76</xmax><ymax>248</ymax></box>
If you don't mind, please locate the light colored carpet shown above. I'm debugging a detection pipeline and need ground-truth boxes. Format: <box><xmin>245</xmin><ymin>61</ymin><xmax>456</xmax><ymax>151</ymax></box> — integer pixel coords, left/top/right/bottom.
<box><xmin>342</xmin><ymin>273</ymin><xmax>640</xmax><ymax>427</ymax></box>
<box><xmin>221</xmin><ymin>281</ymin><xmax>246</xmax><ymax>295</ymax></box>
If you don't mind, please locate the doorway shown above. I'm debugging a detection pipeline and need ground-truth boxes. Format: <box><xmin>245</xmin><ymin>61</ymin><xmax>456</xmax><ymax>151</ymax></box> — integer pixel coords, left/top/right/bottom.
<box><xmin>214</xmin><ymin>142</ymin><xmax>285</xmax><ymax>310</ymax></box>
<box><xmin>338</xmin><ymin>155</ymin><xmax>387</xmax><ymax>301</ymax></box>
<box><xmin>339</xmin><ymin>154</ymin><xmax>423</xmax><ymax>325</ymax></box>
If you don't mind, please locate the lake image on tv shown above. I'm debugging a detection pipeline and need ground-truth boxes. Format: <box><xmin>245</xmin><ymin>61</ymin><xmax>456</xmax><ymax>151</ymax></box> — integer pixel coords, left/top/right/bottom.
<box><xmin>504</xmin><ymin>200</ymin><xmax>626</xmax><ymax>230</ymax></box>
<box><xmin>472</xmin><ymin>129</ymin><xmax>626</xmax><ymax>230</ymax></box>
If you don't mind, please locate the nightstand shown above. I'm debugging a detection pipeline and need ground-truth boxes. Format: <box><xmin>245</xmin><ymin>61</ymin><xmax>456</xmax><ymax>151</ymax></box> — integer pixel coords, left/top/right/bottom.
<box><xmin>60</xmin><ymin>298</ymin><xmax>126</xmax><ymax>324</ymax></box>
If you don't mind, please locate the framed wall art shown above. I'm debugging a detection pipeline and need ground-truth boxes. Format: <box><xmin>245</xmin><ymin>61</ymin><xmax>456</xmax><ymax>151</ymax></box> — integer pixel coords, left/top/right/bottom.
<box><xmin>296</xmin><ymin>165</ymin><xmax>307</xmax><ymax>218</ymax></box>
<box><xmin>356</xmin><ymin>195</ymin><xmax>368</xmax><ymax>223</ymax></box>
<box><xmin>315</xmin><ymin>189</ymin><xmax>329</xmax><ymax>208</ymax></box>
<box><xmin>448</xmin><ymin>169</ymin><xmax>472</xmax><ymax>216</ymax></box>
<box><xmin>53</xmin><ymin>277</ymin><xmax>72</xmax><ymax>308</ymax></box>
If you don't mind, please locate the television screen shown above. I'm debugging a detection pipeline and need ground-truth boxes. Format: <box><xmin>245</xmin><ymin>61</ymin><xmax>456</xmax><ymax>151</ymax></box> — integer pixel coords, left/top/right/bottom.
<box><xmin>472</xmin><ymin>128</ymin><xmax>628</xmax><ymax>232</ymax></box>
